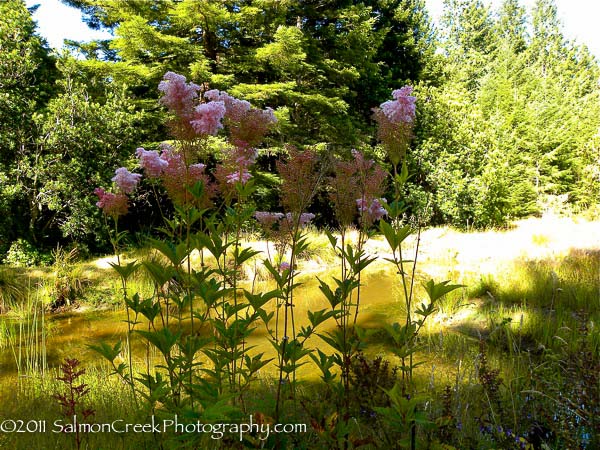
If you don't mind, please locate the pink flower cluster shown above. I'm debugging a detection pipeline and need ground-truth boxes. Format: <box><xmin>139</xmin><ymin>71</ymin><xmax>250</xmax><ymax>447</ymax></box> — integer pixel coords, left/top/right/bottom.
<box><xmin>280</xmin><ymin>212</ymin><xmax>315</xmax><ymax>231</ymax></box>
<box><xmin>94</xmin><ymin>166</ymin><xmax>142</xmax><ymax>217</ymax></box>
<box><xmin>205</xmin><ymin>90</ymin><xmax>251</xmax><ymax>122</ymax></box>
<box><xmin>226</xmin><ymin>170</ymin><xmax>252</xmax><ymax>184</ymax></box>
<box><xmin>134</xmin><ymin>144</ymin><xmax>213</xmax><ymax>206</ymax></box>
<box><xmin>97</xmin><ymin>71</ymin><xmax>280</xmax><ymax>218</ymax></box>
<box><xmin>157</xmin><ymin>71</ymin><xmax>277</xmax><ymax>144</ymax></box>
<box><xmin>158</xmin><ymin>71</ymin><xmax>200</xmax><ymax>116</ymax></box>
<box><xmin>136</xmin><ymin>147</ymin><xmax>168</xmax><ymax>178</ymax></box>
<box><xmin>254</xmin><ymin>211</ymin><xmax>315</xmax><ymax>232</ymax></box>
<box><xmin>94</xmin><ymin>188</ymin><xmax>129</xmax><ymax>218</ymax></box>
<box><xmin>356</xmin><ymin>197</ymin><xmax>387</xmax><ymax>222</ymax></box>
<box><xmin>279</xmin><ymin>261</ymin><xmax>291</xmax><ymax>272</ymax></box>
<box><xmin>228</xmin><ymin>146</ymin><xmax>256</xmax><ymax>184</ymax></box>
<box><xmin>329</xmin><ymin>150</ymin><xmax>387</xmax><ymax>228</ymax></box>
<box><xmin>229</xmin><ymin>107</ymin><xmax>277</xmax><ymax>148</ymax></box>
<box><xmin>373</xmin><ymin>87</ymin><xmax>416</xmax><ymax>165</ymax></box>
<box><xmin>204</xmin><ymin>89</ymin><xmax>277</xmax><ymax>147</ymax></box>
<box><xmin>112</xmin><ymin>167</ymin><xmax>142</xmax><ymax>194</ymax></box>
<box><xmin>277</xmin><ymin>148</ymin><xmax>320</xmax><ymax>215</ymax></box>
<box><xmin>190</xmin><ymin>101</ymin><xmax>226</xmax><ymax>135</ymax></box>
<box><xmin>380</xmin><ymin>86</ymin><xmax>416</xmax><ymax>125</ymax></box>
<box><xmin>293</xmin><ymin>212</ymin><xmax>316</xmax><ymax>227</ymax></box>
<box><xmin>158</xmin><ymin>72</ymin><xmax>232</xmax><ymax>140</ymax></box>
<box><xmin>159</xmin><ymin>146</ymin><xmax>210</xmax><ymax>205</ymax></box>
<box><xmin>255</xmin><ymin>211</ymin><xmax>284</xmax><ymax>228</ymax></box>
<box><xmin>215</xmin><ymin>146</ymin><xmax>257</xmax><ymax>195</ymax></box>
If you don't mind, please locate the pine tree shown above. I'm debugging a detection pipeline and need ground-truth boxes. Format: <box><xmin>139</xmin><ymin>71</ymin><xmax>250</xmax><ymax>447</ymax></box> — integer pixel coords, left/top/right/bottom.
<box><xmin>523</xmin><ymin>0</ymin><xmax>600</xmax><ymax>204</ymax></box>
<box><xmin>441</xmin><ymin>0</ymin><xmax>498</xmax><ymax>91</ymax></box>
<box><xmin>62</xmin><ymin>0</ymin><xmax>438</xmax><ymax>148</ymax></box>
<box><xmin>417</xmin><ymin>0</ymin><xmax>599</xmax><ymax>226</ymax></box>
<box><xmin>496</xmin><ymin>0</ymin><xmax>527</xmax><ymax>54</ymax></box>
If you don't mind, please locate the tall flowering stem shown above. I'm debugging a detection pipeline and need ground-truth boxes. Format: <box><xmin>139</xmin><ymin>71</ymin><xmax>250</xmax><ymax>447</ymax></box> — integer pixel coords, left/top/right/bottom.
<box><xmin>205</xmin><ymin>95</ymin><xmax>276</xmax><ymax>393</ymax></box>
<box><xmin>156</xmin><ymin>70</ymin><xmax>219</xmax><ymax>350</ymax></box>
<box><xmin>266</xmin><ymin>147</ymin><xmax>321</xmax><ymax>420</ymax></box>
<box><xmin>219</xmin><ymin>150</ymin><xmax>256</xmax><ymax>396</ymax></box>
<box><xmin>94</xmin><ymin>168</ymin><xmax>141</xmax><ymax>407</ymax></box>
<box><xmin>276</xmin><ymin>148</ymin><xmax>320</xmax><ymax>339</ymax></box>
<box><xmin>319</xmin><ymin>149</ymin><xmax>386</xmax><ymax>418</ymax></box>
<box><xmin>349</xmin><ymin>150</ymin><xmax>387</xmax><ymax>325</ymax></box>
<box><xmin>153</xmin><ymin>71</ymin><xmax>226</xmax><ymax>356</ymax></box>
<box><xmin>374</xmin><ymin>86</ymin><xmax>419</xmax><ymax>386</ymax></box>
<box><xmin>374</xmin><ymin>87</ymin><xmax>462</xmax><ymax>449</ymax></box>
<box><xmin>206</xmin><ymin>100</ymin><xmax>276</xmax><ymax>396</ymax></box>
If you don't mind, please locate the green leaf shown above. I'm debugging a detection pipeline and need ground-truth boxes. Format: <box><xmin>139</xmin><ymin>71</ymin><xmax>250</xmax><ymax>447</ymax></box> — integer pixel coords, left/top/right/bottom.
<box><xmin>233</xmin><ymin>246</ymin><xmax>261</xmax><ymax>266</ymax></box>
<box><xmin>379</xmin><ymin>220</ymin><xmax>397</xmax><ymax>251</ymax></box>
<box><xmin>244</xmin><ymin>289</ymin><xmax>280</xmax><ymax>309</ymax></box>
<box><xmin>178</xmin><ymin>334</ymin><xmax>211</xmax><ymax>360</ymax></box>
<box><xmin>146</xmin><ymin>237</ymin><xmax>188</xmax><ymax>267</ymax></box>
<box><xmin>108</xmin><ymin>260</ymin><xmax>139</xmax><ymax>281</ymax></box>
<box><xmin>262</xmin><ymin>259</ymin><xmax>284</xmax><ymax>286</ymax></box>
<box><xmin>187</xmin><ymin>181</ymin><xmax>205</xmax><ymax>201</ymax></box>
<box><xmin>142</xmin><ymin>260</ymin><xmax>176</xmax><ymax>287</ymax></box>
<box><xmin>88</xmin><ymin>340</ymin><xmax>122</xmax><ymax>363</ymax></box>
<box><xmin>193</xmin><ymin>231</ymin><xmax>230</xmax><ymax>259</ymax></box>
<box><xmin>317</xmin><ymin>277</ymin><xmax>340</xmax><ymax>308</ymax></box>
<box><xmin>136</xmin><ymin>328</ymin><xmax>181</xmax><ymax>358</ymax></box>
<box><xmin>139</xmin><ymin>298</ymin><xmax>161</xmax><ymax>322</ymax></box>
<box><xmin>324</xmin><ymin>229</ymin><xmax>338</xmax><ymax>249</ymax></box>
<box><xmin>423</xmin><ymin>279</ymin><xmax>464</xmax><ymax>303</ymax></box>
<box><xmin>307</xmin><ymin>308</ymin><xmax>336</xmax><ymax>328</ymax></box>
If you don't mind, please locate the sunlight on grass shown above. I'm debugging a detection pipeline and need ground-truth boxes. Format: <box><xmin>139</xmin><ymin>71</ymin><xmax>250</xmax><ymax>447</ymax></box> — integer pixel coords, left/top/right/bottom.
<box><xmin>0</xmin><ymin>216</ymin><xmax>598</xmax><ymax>449</ymax></box>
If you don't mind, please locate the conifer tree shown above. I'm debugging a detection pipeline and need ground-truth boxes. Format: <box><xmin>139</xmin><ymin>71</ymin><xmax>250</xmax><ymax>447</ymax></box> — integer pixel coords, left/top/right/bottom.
<box><xmin>416</xmin><ymin>0</ymin><xmax>599</xmax><ymax>226</ymax></box>
<box><xmin>62</xmin><ymin>0</ymin><xmax>438</xmax><ymax>148</ymax></box>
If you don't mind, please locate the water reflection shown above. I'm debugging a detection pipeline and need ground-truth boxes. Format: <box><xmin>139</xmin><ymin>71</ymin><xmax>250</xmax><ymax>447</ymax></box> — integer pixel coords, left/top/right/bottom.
<box><xmin>0</xmin><ymin>269</ymin><xmax>405</xmax><ymax>381</ymax></box>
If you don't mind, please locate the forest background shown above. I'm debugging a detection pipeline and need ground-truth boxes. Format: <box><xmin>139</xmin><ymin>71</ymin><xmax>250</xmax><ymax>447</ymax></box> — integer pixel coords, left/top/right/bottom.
<box><xmin>1</xmin><ymin>0</ymin><xmax>599</xmax><ymax>264</ymax></box>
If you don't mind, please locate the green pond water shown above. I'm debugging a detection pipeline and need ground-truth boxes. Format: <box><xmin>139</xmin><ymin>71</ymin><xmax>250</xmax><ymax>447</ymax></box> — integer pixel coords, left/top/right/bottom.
<box><xmin>0</xmin><ymin>270</ymin><xmax>408</xmax><ymax>382</ymax></box>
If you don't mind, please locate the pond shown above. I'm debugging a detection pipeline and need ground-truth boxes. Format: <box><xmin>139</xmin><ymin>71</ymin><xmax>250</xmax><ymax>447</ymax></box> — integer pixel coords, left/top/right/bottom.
<box><xmin>0</xmin><ymin>268</ymin><xmax>408</xmax><ymax>383</ymax></box>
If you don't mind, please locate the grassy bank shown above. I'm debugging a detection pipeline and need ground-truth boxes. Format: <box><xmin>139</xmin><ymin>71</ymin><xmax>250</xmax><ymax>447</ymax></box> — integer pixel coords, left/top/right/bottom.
<box><xmin>0</xmin><ymin>216</ymin><xmax>598</xmax><ymax>449</ymax></box>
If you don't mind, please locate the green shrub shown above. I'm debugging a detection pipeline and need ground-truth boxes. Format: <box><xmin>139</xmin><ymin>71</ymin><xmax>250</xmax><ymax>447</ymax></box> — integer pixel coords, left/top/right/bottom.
<box><xmin>4</xmin><ymin>239</ymin><xmax>52</xmax><ymax>267</ymax></box>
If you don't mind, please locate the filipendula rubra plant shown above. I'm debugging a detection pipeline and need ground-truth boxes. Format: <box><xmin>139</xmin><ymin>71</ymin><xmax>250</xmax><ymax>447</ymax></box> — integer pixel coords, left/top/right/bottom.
<box><xmin>373</xmin><ymin>87</ymin><xmax>462</xmax><ymax>449</ymax></box>
<box><xmin>92</xmin><ymin>166</ymin><xmax>141</xmax><ymax>407</ymax></box>
<box><xmin>314</xmin><ymin>149</ymin><xmax>388</xmax><ymax>426</ymax></box>
<box><xmin>251</xmin><ymin>146</ymin><xmax>337</xmax><ymax>422</ymax></box>
<box><xmin>91</xmin><ymin>72</ymin><xmax>278</xmax><ymax>443</ymax></box>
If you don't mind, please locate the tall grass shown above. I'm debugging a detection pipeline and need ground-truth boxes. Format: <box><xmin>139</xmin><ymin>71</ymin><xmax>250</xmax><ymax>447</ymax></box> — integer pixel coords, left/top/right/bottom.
<box><xmin>459</xmin><ymin>249</ymin><xmax>599</xmax><ymax>354</ymax></box>
<box><xmin>0</xmin><ymin>273</ymin><xmax>47</xmax><ymax>381</ymax></box>
<box><xmin>13</xmin><ymin>283</ymin><xmax>47</xmax><ymax>378</ymax></box>
<box><xmin>0</xmin><ymin>269</ymin><xmax>27</xmax><ymax>312</ymax></box>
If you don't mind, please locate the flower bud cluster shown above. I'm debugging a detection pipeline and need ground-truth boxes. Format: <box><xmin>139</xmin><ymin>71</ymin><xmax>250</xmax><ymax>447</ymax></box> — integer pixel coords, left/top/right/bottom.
<box><xmin>373</xmin><ymin>85</ymin><xmax>416</xmax><ymax>165</ymax></box>
<box><xmin>95</xmin><ymin>167</ymin><xmax>141</xmax><ymax>218</ymax></box>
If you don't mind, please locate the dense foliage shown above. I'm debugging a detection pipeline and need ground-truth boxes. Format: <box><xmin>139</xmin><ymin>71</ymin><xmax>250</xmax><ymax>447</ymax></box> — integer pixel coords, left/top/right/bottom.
<box><xmin>1</xmin><ymin>2</ymin><xmax>598</xmax><ymax>448</ymax></box>
<box><xmin>414</xmin><ymin>0</ymin><xmax>600</xmax><ymax>227</ymax></box>
<box><xmin>0</xmin><ymin>0</ymin><xmax>599</xmax><ymax>260</ymax></box>
<box><xmin>0</xmin><ymin>0</ymin><xmax>56</xmax><ymax>253</ymax></box>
